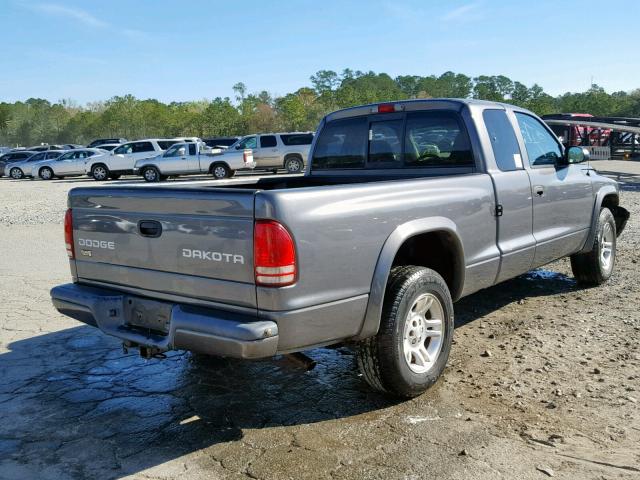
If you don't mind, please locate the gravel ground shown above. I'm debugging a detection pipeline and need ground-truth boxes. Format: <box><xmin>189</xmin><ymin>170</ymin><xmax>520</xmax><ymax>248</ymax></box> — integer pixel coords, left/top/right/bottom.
<box><xmin>0</xmin><ymin>164</ymin><xmax>638</xmax><ymax>479</ymax></box>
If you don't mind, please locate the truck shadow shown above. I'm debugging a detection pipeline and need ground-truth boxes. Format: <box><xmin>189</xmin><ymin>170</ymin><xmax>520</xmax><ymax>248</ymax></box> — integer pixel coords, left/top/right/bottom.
<box><xmin>1</xmin><ymin>267</ymin><xmax>577</xmax><ymax>478</ymax></box>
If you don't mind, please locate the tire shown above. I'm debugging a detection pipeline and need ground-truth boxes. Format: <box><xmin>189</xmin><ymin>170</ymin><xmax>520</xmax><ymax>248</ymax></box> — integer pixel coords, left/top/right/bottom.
<box><xmin>211</xmin><ymin>163</ymin><xmax>230</xmax><ymax>179</ymax></box>
<box><xmin>39</xmin><ymin>167</ymin><xmax>54</xmax><ymax>180</ymax></box>
<box><xmin>10</xmin><ymin>167</ymin><xmax>23</xmax><ymax>179</ymax></box>
<box><xmin>357</xmin><ymin>266</ymin><xmax>454</xmax><ymax>398</ymax></box>
<box><xmin>570</xmin><ymin>208</ymin><xmax>616</xmax><ymax>286</ymax></box>
<box><xmin>142</xmin><ymin>167</ymin><xmax>161</xmax><ymax>182</ymax></box>
<box><xmin>284</xmin><ymin>156</ymin><xmax>303</xmax><ymax>174</ymax></box>
<box><xmin>91</xmin><ymin>164</ymin><xmax>109</xmax><ymax>181</ymax></box>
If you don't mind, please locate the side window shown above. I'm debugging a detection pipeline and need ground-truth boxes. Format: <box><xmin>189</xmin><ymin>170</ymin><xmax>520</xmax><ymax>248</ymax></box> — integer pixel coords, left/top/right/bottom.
<box><xmin>404</xmin><ymin>112</ymin><xmax>473</xmax><ymax>167</ymax></box>
<box><xmin>515</xmin><ymin>113</ymin><xmax>562</xmax><ymax>166</ymax></box>
<box><xmin>260</xmin><ymin>135</ymin><xmax>277</xmax><ymax>148</ymax></box>
<box><xmin>237</xmin><ymin>136</ymin><xmax>257</xmax><ymax>149</ymax></box>
<box><xmin>157</xmin><ymin>140</ymin><xmax>180</xmax><ymax>150</ymax></box>
<box><xmin>188</xmin><ymin>143</ymin><xmax>196</xmax><ymax>155</ymax></box>
<box><xmin>31</xmin><ymin>152</ymin><xmax>46</xmax><ymax>161</ymax></box>
<box><xmin>280</xmin><ymin>134</ymin><xmax>313</xmax><ymax>146</ymax></box>
<box><xmin>311</xmin><ymin>117</ymin><xmax>367</xmax><ymax>169</ymax></box>
<box><xmin>133</xmin><ymin>142</ymin><xmax>154</xmax><ymax>153</ymax></box>
<box><xmin>483</xmin><ymin>109</ymin><xmax>523</xmax><ymax>171</ymax></box>
<box><xmin>369</xmin><ymin>120</ymin><xmax>403</xmax><ymax>166</ymax></box>
<box><xmin>114</xmin><ymin>143</ymin><xmax>133</xmax><ymax>155</ymax></box>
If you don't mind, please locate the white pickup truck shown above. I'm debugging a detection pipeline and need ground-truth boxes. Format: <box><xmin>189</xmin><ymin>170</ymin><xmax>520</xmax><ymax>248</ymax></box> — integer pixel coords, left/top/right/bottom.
<box><xmin>84</xmin><ymin>138</ymin><xmax>198</xmax><ymax>180</ymax></box>
<box><xmin>133</xmin><ymin>141</ymin><xmax>256</xmax><ymax>181</ymax></box>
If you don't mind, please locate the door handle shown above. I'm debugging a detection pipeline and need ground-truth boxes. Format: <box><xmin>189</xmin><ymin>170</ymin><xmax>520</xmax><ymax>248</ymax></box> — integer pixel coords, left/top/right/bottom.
<box><xmin>534</xmin><ymin>186</ymin><xmax>544</xmax><ymax>196</ymax></box>
<box><xmin>138</xmin><ymin>220</ymin><xmax>162</xmax><ymax>238</ymax></box>
<box><xmin>180</xmin><ymin>157</ymin><xmax>186</xmax><ymax>160</ymax></box>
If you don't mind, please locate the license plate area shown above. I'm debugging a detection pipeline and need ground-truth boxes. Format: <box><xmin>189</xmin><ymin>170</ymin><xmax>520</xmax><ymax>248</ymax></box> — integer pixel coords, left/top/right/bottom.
<box><xmin>124</xmin><ymin>296</ymin><xmax>172</xmax><ymax>335</ymax></box>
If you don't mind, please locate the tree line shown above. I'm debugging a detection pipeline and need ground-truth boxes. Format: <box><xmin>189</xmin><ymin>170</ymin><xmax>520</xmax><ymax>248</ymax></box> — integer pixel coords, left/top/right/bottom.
<box><xmin>1</xmin><ymin>69</ymin><xmax>639</xmax><ymax>146</ymax></box>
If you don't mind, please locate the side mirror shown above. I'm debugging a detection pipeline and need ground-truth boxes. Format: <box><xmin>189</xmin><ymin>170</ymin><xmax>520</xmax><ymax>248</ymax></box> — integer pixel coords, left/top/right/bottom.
<box><xmin>567</xmin><ymin>146</ymin><xmax>590</xmax><ymax>164</ymax></box>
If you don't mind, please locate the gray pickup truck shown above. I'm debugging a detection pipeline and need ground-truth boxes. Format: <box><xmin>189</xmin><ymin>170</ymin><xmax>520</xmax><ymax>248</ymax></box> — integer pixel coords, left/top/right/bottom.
<box><xmin>51</xmin><ymin>99</ymin><xmax>629</xmax><ymax>397</ymax></box>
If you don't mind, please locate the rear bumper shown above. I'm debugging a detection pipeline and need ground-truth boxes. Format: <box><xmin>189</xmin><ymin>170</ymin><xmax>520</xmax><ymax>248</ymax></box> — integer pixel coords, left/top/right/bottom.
<box><xmin>51</xmin><ymin>283</ymin><xmax>278</xmax><ymax>359</ymax></box>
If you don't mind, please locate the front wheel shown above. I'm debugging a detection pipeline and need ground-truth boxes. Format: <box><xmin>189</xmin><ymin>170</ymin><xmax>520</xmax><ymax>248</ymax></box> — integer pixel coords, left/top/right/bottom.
<box><xmin>142</xmin><ymin>167</ymin><xmax>161</xmax><ymax>182</ymax></box>
<box><xmin>10</xmin><ymin>167</ymin><xmax>23</xmax><ymax>179</ymax></box>
<box><xmin>39</xmin><ymin>167</ymin><xmax>54</xmax><ymax>180</ymax></box>
<box><xmin>357</xmin><ymin>266</ymin><xmax>454</xmax><ymax>398</ymax></box>
<box><xmin>570</xmin><ymin>208</ymin><xmax>617</xmax><ymax>286</ymax></box>
<box><xmin>91</xmin><ymin>164</ymin><xmax>109</xmax><ymax>181</ymax></box>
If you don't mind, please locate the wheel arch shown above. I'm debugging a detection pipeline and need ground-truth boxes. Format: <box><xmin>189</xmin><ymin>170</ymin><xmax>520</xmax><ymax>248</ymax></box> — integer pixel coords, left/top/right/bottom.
<box><xmin>209</xmin><ymin>160</ymin><xmax>230</xmax><ymax>172</ymax></box>
<box><xmin>356</xmin><ymin>217</ymin><xmax>465</xmax><ymax>340</ymax></box>
<box><xmin>579</xmin><ymin>185</ymin><xmax>625</xmax><ymax>253</ymax></box>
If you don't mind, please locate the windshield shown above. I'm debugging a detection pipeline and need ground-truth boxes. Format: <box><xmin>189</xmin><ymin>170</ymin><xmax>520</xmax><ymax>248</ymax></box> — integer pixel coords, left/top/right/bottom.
<box><xmin>235</xmin><ymin>136</ymin><xmax>257</xmax><ymax>149</ymax></box>
<box><xmin>163</xmin><ymin>144</ymin><xmax>185</xmax><ymax>157</ymax></box>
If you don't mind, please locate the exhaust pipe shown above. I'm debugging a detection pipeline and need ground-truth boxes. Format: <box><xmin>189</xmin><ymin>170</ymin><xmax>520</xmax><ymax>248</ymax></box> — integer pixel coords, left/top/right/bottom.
<box><xmin>284</xmin><ymin>352</ymin><xmax>317</xmax><ymax>371</ymax></box>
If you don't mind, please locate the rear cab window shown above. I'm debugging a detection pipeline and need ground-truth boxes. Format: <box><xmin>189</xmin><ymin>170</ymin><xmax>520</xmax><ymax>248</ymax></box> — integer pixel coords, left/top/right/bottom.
<box><xmin>311</xmin><ymin>110</ymin><xmax>474</xmax><ymax>171</ymax></box>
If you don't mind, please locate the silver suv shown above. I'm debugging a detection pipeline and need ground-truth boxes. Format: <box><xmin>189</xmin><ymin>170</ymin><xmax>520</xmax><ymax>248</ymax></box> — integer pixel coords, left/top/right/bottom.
<box><xmin>230</xmin><ymin>132</ymin><xmax>313</xmax><ymax>173</ymax></box>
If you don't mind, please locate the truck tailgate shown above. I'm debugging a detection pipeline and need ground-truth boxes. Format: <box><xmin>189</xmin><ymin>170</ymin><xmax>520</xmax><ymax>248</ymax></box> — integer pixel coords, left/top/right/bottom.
<box><xmin>69</xmin><ymin>186</ymin><xmax>257</xmax><ymax>308</ymax></box>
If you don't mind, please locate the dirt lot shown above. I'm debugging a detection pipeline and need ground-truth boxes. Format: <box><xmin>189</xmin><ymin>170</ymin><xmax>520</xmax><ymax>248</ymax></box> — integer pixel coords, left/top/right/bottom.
<box><xmin>0</xmin><ymin>164</ymin><xmax>638</xmax><ymax>480</ymax></box>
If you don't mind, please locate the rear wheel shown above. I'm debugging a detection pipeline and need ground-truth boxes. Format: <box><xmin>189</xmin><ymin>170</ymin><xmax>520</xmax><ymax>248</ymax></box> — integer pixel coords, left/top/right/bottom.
<box><xmin>91</xmin><ymin>164</ymin><xmax>109</xmax><ymax>181</ymax></box>
<box><xmin>211</xmin><ymin>164</ymin><xmax>230</xmax><ymax>179</ymax></box>
<box><xmin>285</xmin><ymin>156</ymin><xmax>303</xmax><ymax>173</ymax></box>
<box><xmin>357</xmin><ymin>266</ymin><xmax>454</xmax><ymax>398</ymax></box>
<box><xmin>142</xmin><ymin>167</ymin><xmax>161</xmax><ymax>182</ymax></box>
<box><xmin>39</xmin><ymin>167</ymin><xmax>54</xmax><ymax>180</ymax></box>
<box><xmin>570</xmin><ymin>208</ymin><xmax>617</xmax><ymax>286</ymax></box>
<box><xmin>10</xmin><ymin>167</ymin><xmax>23</xmax><ymax>179</ymax></box>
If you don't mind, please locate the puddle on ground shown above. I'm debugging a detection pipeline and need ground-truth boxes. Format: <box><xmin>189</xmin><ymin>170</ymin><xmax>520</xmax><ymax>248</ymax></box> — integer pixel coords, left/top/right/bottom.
<box><xmin>525</xmin><ymin>269</ymin><xmax>574</xmax><ymax>283</ymax></box>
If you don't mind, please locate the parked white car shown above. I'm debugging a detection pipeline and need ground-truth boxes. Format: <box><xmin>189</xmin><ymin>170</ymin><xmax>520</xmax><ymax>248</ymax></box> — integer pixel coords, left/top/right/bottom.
<box><xmin>5</xmin><ymin>150</ymin><xmax>65</xmax><ymax>179</ymax></box>
<box><xmin>133</xmin><ymin>141</ymin><xmax>255</xmax><ymax>181</ymax></box>
<box><xmin>33</xmin><ymin>148</ymin><xmax>109</xmax><ymax>180</ymax></box>
<box><xmin>229</xmin><ymin>132</ymin><xmax>313</xmax><ymax>173</ymax></box>
<box><xmin>84</xmin><ymin>138</ymin><xmax>196</xmax><ymax>180</ymax></box>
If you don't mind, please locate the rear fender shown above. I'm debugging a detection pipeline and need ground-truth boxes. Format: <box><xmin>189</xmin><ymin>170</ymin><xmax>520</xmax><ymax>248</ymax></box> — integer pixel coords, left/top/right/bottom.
<box><xmin>355</xmin><ymin>217</ymin><xmax>465</xmax><ymax>340</ymax></box>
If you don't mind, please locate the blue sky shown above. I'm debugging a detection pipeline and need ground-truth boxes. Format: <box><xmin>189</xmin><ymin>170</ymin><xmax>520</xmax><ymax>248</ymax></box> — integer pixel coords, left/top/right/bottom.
<box><xmin>1</xmin><ymin>0</ymin><xmax>639</xmax><ymax>104</ymax></box>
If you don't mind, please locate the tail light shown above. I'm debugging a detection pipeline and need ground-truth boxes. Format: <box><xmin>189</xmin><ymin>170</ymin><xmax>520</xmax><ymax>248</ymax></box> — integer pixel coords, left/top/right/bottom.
<box><xmin>254</xmin><ymin>220</ymin><xmax>296</xmax><ymax>286</ymax></box>
<box><xmin>243</xmin><ymin>149</ymin><xmax>253</xmax><ymax>165</ymax></box>
<box><xmin>64</xmin><ymin>208</ymin><xmax>74</xmax><ymax>259</ymax></box>
<box><xmin>377</xmin><ymin>103</ymin><xmax>396</xmax><ymax>113</ymax></box>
